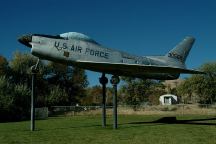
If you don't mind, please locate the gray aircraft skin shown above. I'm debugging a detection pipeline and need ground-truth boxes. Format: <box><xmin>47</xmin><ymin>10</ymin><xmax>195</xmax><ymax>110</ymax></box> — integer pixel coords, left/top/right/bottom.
<box><xmin>18</xmin><ymin>32</ymin><xmax>204</xmax><ymax>80</ymax></box>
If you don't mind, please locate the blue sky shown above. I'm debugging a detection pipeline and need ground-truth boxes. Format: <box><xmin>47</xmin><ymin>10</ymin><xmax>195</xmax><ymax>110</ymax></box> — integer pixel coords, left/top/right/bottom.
<box><xmin>0</xmin><ymin>0</ymin><xmax>215</xmax><ymax>86</ymax></box>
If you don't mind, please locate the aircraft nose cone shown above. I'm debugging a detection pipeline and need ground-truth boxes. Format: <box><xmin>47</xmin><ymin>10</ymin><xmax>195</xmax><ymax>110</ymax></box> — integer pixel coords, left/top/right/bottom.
<box><xmin>18</xmin><ymin>34</ymin><xmax>32</xmax><ymax>48</ymax></box>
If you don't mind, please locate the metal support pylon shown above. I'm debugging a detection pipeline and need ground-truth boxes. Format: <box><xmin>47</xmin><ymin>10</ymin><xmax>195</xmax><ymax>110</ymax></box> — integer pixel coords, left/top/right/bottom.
<box><xmin>110</xmin><ymin>75</ymin><xmax>120</xmax><ymax>129</ymax></box>
<box><xmin>30</xmin><ymin>59</ymin><xmax>40</xmax><ymax>131</ymax></box>
<box><xmin>99</xmin><ymin>73</ymin><xmax>108</xmax><ymax>127</ymax></box>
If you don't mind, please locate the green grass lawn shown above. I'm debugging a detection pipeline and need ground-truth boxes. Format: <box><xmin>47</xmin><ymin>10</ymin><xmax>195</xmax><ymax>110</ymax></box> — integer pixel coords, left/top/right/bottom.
<box><xmin>0</xmin><ymin>115</ymin><xmax>216</xmax><ymax>144</ymax></box>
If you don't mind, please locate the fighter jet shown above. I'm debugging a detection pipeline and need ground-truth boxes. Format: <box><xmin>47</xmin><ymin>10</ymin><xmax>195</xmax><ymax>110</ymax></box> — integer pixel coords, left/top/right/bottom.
<box><xmin>18</xmin><ymin>32</ymin><xmax>204</xmax><ymax>80</ymax></box>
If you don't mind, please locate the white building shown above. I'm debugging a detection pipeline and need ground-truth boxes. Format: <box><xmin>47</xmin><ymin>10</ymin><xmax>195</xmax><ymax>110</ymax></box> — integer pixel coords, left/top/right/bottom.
<box><xmin>159</xmin><ymin>94</ymin><xmax>179</xmax><ymax>105</ymax></box>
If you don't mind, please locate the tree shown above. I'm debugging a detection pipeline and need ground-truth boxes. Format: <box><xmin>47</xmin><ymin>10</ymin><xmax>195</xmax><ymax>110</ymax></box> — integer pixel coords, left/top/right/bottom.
<box><xmin>148</xmin><ymin>82</ymin><xmax>166</xmax><ymax>105</ymax></box>
<box><xmin>82</xmin><ymin>85</ymin><xmax>102</xmax><ymax>105</ymax></box>
<box><xmin>10</xmin><ymin>52</ymin><xmax>34</xmax><ymax>83</ymax></box>
<box><xmin>70</xmin><ymin>67</ymin><xmax>89</xmax><ymax>104</ymax></box>
<box><xmin>119</xmin><ymin>77</ymin><xmax>165</xmax><ymax>106</ymax></box>
<box><xmin>9</xmin><ymin>52</ymin><xmax>47</xmax><ymax>107</ymax></box>
<box><xmin>0</xmin><ymin>76</ymin><xmax>13</xmax><ymax>121</ymax></box>
<box><xmin>0</xmin><ymin>76</ymin><xmax>31</xmax><ymax>121</ymax></box>
<box><xmin>177</xmin><ymin>62</ymin><xmax>216</xmax><ymax>104</ymax></box>
<box><xmin>0</xmin><ymin>52</ymin><xmax>90</xmax><ymax>121</ymax></box>
<box><xmin>44</xmin><ymin>62</ymin><xmax>89</xmax><ymax>105</ymax></box>
<box><xmin>0</xmin><ymin>76</ymin><xmax>13</xmax><ymax>110</ymax></box>
<box><xmin>177</xmin><ymin>77</ymin><xmax>197</xmax><ymax>103</ymax></box>
<box><xmin>12</xmin><ymin>83</ymin><xmax>31</xmax><ymax>120</ymax></box>
<box><xmin>46</xmin><ymin>85</ymin><xmax>68</xmax><ymax>106</ymax></box>
<box><xmin>0</xmin><ymin>53</ymin><xmax>38</xmax><ymax>121</ymax></box>
<box><xmin>0</xmin><ymin>55</ymin><xmax>9</xmax><ymax>76</ymax></box>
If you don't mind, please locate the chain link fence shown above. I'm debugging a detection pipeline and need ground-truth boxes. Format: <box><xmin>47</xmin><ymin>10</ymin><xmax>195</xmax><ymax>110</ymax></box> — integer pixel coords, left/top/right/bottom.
<box><xmin>49</xmin><ymin>104</ymin><xmax>216</xmax><ymax>116</ymax></box>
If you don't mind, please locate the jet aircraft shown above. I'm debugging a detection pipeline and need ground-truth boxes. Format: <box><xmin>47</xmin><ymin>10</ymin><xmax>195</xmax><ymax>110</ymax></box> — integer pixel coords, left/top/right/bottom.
<box><xmin>18</xmin><ymin>32</ymin><xmax>204</xmax><ymax>80</ymax></box>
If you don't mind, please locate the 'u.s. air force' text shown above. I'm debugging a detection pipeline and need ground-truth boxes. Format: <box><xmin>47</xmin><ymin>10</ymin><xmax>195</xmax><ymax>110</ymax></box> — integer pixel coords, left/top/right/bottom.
<box><xmin>54</xmin><ymin>41</ymin><xmax>109</xmax><ymax>59</ymax></box>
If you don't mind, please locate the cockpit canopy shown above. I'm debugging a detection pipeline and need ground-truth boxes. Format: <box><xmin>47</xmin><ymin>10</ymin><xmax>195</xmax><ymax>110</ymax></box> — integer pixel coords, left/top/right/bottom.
<box><xmin>59</xmin><ymin>32</ymin><xmax>99</xmax><ymax>45</ymax></box>
<box><xmin>33</xmin><ymin>32</ymin><xmax>99</xmax><ymax>45</ymax></box>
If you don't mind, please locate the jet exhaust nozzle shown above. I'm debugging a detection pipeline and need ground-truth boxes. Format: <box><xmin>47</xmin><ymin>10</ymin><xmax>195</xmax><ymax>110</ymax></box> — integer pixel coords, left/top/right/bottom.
<box><xmin>18</xmin><ymin>34</ymin><xmax>32</xmax><ymax>48</ymax></box>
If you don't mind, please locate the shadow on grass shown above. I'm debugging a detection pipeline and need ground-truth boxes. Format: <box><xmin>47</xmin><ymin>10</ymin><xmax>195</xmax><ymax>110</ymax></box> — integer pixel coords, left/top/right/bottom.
<box><xmin>38</xmin><ymin>116</ymin><xmax>216</xmax><ymax>131</ymax></box>
<box><xmin>124</xmin><ymin>116</ymin><xmax>216</xmax><ymax>126</ymax></box>
<box><xmin>11</xmin><ymin>116</ymin><xmax>215</xmax><ymax>131</ymax></box>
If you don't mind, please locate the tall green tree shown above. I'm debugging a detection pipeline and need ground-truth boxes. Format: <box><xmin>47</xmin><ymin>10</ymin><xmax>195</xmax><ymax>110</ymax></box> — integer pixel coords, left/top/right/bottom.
<box><xmin>46</xmin><ymin>85</ymin><xmax>68</xmax><ymax>106</ymax></box>
<box><xmin>9</xmin><ymin>52</ymin><xmax>47</xmax><ymax>106</ymax></box>
<box><xmin>0</xmin><ymin>76</ymin><xmax>13</xmax><ymax>110</ymax></box>
<box><xmin>9</xmin><ymin>52</ymin><xmax>44</xmax><ymax>84</ymax></box>
<box><xmin>0</xmin><ymin>55</ymin><xmax>9</xmax><ymax>76</ymax></box>
<box><xmin>12</xmin><ymin>83</ymin><xmax>31</xmax><ymax>119</ymax></box>
<box><xmin>0</xmin><ymin>76</ymin><xmax>14</xmax><ymax>121</ymax></box>
<box><xmin>0</xmin><ymin>75</ymin><xmax>31</xmax><ymax>121</ymax></box>
<box><xmin>0</xmin><ymin>52</ymin><xmax>90</xmax><ymax>121</ymax></box>
<box><xmin>82</xmin><ymin>85</ymin><xmax>102</xmax><ymax>105</ymax></box>
<box><xmin>44</xmin><ymin>62</ymin><xmax>89</xmax><ymax>105</ymax></box>
<box><xmin>177</xmin><ymin>62</ymin><xmax>216</xmax><ymax>104</ymax></box>
<box><xmin>120</xmin><ymin>77</ymin><xmax>165</xmax><ymax>105</ymax></box>
<box><xmin>70</xmin><ymin>67</ymin><xmax>88</xmax><ymax>104</ymax></box>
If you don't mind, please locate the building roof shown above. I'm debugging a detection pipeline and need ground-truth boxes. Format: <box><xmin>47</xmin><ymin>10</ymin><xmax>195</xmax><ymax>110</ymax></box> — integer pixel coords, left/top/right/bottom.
<box><xmin>160</xmin><ymin>94</ymin><xmax>177</xmax><ymax>98</ymax></box>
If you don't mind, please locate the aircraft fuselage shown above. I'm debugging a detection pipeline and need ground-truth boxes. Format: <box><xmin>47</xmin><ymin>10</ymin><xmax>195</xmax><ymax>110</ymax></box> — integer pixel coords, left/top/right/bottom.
<box><xmin>18</xmin><ymin>32</ymin><xmax>204</xmax><ymax>80</ymax></box>
<box><xmin>30</xmin><ymin>36</ymin><xmax>179</xmax><ymax>79</ymax></box>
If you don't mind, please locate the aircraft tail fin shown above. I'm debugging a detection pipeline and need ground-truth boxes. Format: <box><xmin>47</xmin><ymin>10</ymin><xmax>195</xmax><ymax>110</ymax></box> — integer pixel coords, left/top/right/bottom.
<box><xmin>165</xmin><ymin>36</ymin><xmax>195</xmax><ymax>64</ymax></box>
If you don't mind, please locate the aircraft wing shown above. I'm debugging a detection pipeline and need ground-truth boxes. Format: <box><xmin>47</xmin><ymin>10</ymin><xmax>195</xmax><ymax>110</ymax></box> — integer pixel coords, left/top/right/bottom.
<box><xmin>76</xmin><ymin>61</ymin><xmax>205</xmax><ymax>75</ymax></box>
